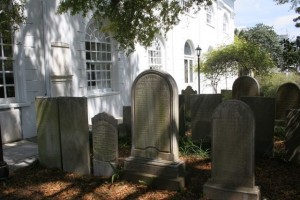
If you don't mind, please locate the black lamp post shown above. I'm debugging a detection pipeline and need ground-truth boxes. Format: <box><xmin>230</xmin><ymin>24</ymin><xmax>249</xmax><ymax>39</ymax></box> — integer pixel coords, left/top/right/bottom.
<box><xmin>196</xmin><ymin>46</ymin><xmax>202</xmax><ymax>94</ymax></box>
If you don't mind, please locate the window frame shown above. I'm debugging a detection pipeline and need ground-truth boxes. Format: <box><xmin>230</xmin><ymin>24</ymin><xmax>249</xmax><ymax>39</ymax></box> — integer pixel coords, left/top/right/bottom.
<box><xmin>184</xmin><ymin>41</ymin><xmax>194</xmax><ymax>84</ymax></box>
<box><xmin>148</xmin><ymin>37</ymin><xmax>164</xmax><ymax>70</ymax></box>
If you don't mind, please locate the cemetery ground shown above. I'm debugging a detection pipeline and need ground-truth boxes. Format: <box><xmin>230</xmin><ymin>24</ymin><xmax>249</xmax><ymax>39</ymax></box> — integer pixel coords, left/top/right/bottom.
<box><xmin>0</xmin><ymin>134</ymin><xmax>299</xmax><ymax>200</ymax></box>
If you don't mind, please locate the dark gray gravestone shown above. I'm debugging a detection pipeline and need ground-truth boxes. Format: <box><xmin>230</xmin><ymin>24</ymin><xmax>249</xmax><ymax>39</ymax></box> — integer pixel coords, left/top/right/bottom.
<box><xmin>122</xmin><ymin>106</ymin><xmax>131</xmax><ymax>137</ymax></box>
<box><xmin>59</xmin><ymin>97</ymin><xmax>90</xmax><ymax>175</ymax></box>
<box><xmin>241</xmin><ymin>97</ymin><xmax>275</xmax><ymax>157</ymax></box>
<box><xmin>124</xmin><ymin>69</ymin><xmax>185</xmax><ymax>191</ymax></box>
<box><xmin>36</xmin><ymin>97</ymin><xmax>62</xmax><ymax>169</ymax></box>
<box><xmin>232</xmin><ymin>76</ymin><xmax>260</xmax><ymax>99</ymax></box>
<box><xmin>92</xmin><ymin>112</ymin><xmax>118</xmax><ymax>177</ymax></box>
<box><xmin>275</xmin><ymin>83</ymin><xmax>300</xmax><ymax>121</ymax></box>
<box><xmin>203</xmin><ymin>100</ymin><xmax>260</xmax><ymax>200</ymax></box>
<box><xmin>285</xmin><ymin>109</ymin><xmax>300</xmax><ymax>164</ymax></box>
<box><xmin>191</xmin><ymin>94</ymin><xmax>222</xmax><ymax>142</ymax></box>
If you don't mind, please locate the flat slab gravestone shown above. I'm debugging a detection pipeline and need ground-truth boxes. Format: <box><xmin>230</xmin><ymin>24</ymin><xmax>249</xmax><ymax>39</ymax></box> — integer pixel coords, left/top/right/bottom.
<box><xmin>240</xmin><ymin>97</ymin><xmax>275</xmax><ymax>157</ymax></box>
<box><xmin>92</xmin><ymin>112</ymin><xmax>118</xmax><ymax>177</ymax></box>
<box><xmin>203</xmin><ymin>100</ymin><xmax>260</xmax><ymax>200</ymax></box>
<box><xmin>232</xmin><ymin>76</ymin><xmax>260</xmax><ymax>99</ymax></box>
<box><xmin>123</xmin><ymin>69</ymin><xmax>185</xmax><ymax>191</ymax></box>
<box><xmin>275</xmin><ymin>82</ymin><xmax>300</xmax><ymax>121</ymax></box>
<box><xmin>191</xmin><ymin>94</ymin><xmax>222</xmax><ymax>142</ymax></box>
<box><xmin>285</xmin><ymin>109</ymin><xmax>300</xmax><ymax>164</ymax></box>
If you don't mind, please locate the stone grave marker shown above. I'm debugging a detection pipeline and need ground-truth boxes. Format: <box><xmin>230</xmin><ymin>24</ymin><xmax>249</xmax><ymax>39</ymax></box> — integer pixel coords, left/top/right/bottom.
<box><xmin>191</xmin><ymin>94</ymin><xmax>222</xmax><ymax>142</ymax></box>
<box><xmin>92</xmin><ymin>112</ymin><xmax>118</xmax><ymax>177</ymax></box>
<box><xmin>275</xmin><ymin>82</ymin><xmax>300</xmax><ymax>121</ymax></box>
<box><xmin>123</xmin><ymin>69</ymin><xmax>185</xmax><ymax>191</ymax></box>
<box><xmin>122</xmin><ymin>106</ymin><xmax>131</xmax><ymax>137</ymax></box>
<box><xmin>285</xmin><ymin>109</ymin><xmax>300</xmax><ymax>164</ymax></box>
<box><xmin>59</xmin><ymin>97</ymin><xmax>90</xmax><ymax>175</ymax></box>
<box><xmin>36</xmin><ymin>97</ymin><xmax>62</xmax><ymax>169</ymax></box>
<box><xmin>203</xmin><ymin>100</ymin><xmax>260</xmax><ymax>199</ymax></box>
<box><xmin>241</xmin><ymin>97</ymin><xmax>275</xmax><ymax>157</ymax></box>
<box><xmin>232</xmin><ymin>76</ymin><xmax>260</xmax><ymax>99</ymax></box>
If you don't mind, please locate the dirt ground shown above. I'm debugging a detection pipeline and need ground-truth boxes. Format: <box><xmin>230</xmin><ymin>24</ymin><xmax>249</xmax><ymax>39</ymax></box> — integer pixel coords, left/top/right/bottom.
<box><xmin>0</xmin><ymin>141</ymin><xmax>299</xmax><ymax>200</ymax></box>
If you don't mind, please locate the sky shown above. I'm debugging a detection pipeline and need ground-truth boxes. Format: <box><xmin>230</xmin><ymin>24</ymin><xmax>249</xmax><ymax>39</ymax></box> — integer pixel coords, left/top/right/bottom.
<box><xmin>235</xmin><ymin>0</ymin><xmax>299</xmax><ymax>39</ymax></box>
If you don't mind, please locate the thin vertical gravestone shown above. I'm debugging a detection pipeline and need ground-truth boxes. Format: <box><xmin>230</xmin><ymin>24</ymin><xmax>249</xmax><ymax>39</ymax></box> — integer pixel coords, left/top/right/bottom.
<box><xmin>59</xmin><ymin>97</ymin><xmax>90</xmax><ymax>175</ymax></box>
<box><xmin>203</xmin><ymin>100</ymin><xmax>260</xmax><ymax>200</ymax></box>
<box><xmin>122</xmin><ymin>106</ymin><xmax>132</xmax><ymax>137</ymax></box>
<box><xmin>285</xmin><ymin>109</ymin><xmax>300</xmax><ymax>164</ymax></box>
<box><xmin>123</xmin><ymin>69</ymin><xmax>185</xmax><ymax>191</ymax></box>
<box><xmin>92</xmin><ymin>112</ymin><xmax>118</xmax><ymax>177</ymax></box>
<box><xmin>36</xmin><ymin>97</ymin><xmax>62</xmax><ymax>169</ymax></box>
<box><xmin>275</xmin><ymin>83</ymin><xmax>300</xmax><ymax>121</ymax></box>
<box><xmin>0</xmin><ymin>124</ymin><xmax>9</xmax><ymax>179</ymax></box>
<box><xmin>191</xmin><ymin>94</ymin><xmax>222</xmax><ymax>142</ymax></box>
<box><xmin>240</xmin><ymin>97</ymin><xmax>275</xmax><ymax>157</ymax></box>
<box><xmin>232</xmin><ymin>76</ymin><xmax>260</xmax><ymax>99</ymax></box>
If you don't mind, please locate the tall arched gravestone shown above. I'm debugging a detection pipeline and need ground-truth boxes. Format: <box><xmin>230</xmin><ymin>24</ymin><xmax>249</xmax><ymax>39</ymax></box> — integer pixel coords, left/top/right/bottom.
<box><xmin>203</xmin><ymin>100</ymin><xmax>260</xmax><ymax>200</ymax></box>
<box><xmin>123</xmin><ymin>69</ymin><xmax>185</xmax><ymax>191</ymax></box>
<box><xmin>275</xmin><ymin>83</ymin><xmax>300</xmax><ymax>121</ymax></box>
<box><xmin>232</xmin><ymin>76</ymin><xmax>260</xmax><ymax>99</ymax></box>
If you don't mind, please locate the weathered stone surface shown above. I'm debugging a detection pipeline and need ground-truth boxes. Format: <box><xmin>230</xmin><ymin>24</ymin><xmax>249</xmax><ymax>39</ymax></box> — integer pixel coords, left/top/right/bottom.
<box><xmin>285</xmin><ymin>109</ymin><xmax>300</xmax><ymax>164</ymax></box>
<box><xmin>232</xmin><ymin>76</ymin><xmax>260</xmax><ymax>99</ymax></box>
<box><xmin>203</xmin><ymin>100</ymin><xmax>260</xmax><ymax>200</ymax></box>
<box><xmin>122</xmin><ymin>106</ymin><xmax>131</xmax><ymax>137</ymax></box>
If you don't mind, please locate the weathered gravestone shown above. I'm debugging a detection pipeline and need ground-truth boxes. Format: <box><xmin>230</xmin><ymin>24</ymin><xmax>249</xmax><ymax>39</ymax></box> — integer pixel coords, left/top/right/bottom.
<box><xmin>179</xmin><ymin>86</ymin><xmax>197</xmax><ymax>136</ymax></box>
<box><xmin>240</xmin><ymin>97</ymin><xmax>275</xmax><ymax>157</ymax></box>
<box><xmin>191</xmin><ymin>94</ymin><xmax>222</xmax><ymax>142</ymax></box>
<box><xmin>122</xmin><ymin>106</ymin><xmax>131</xmax><ymax>137</ymax></box>
<box><xmin>123</xmin><ymin>69</ymin><xmax>185</xmax><ymax>191</ymax></box>
<box><xmin>275</xmin><ymin>83</ymin><xmax>300</xmax><ymax>121</ymax></box>
<box><xmin>92</xmin><ymin>112</ymin><xmax>118</xmax><ymax>177</ymax></box>
<box><xmin>36</xmin><ymin>97</ymin><xmax>90</xmax><ymax>175</ymax></box>
<box><xmin>203</xmin><ymin>100</ymin><xmax>260</xmax><ymax>200</ymax></box>
<box><xmin>232</xmin><ymin>76</ymin><xmax>260</xmax><ymax>99</ymax></box>
<box><xmin>285</xmin><ymin>109</ymin><xmax>300</xmax><ymax>164</ymax></box>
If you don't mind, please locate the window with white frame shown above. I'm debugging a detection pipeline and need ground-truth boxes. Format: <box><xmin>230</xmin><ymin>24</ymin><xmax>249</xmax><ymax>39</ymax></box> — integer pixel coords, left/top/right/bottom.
<box><xmin>223</xmin><ymin>14</ymin><xmax>229</xmax><ymax>33</ymax></box>
<box><xmin>184</xmin><ymin>41</ymin><xmax>193</xmax><ymax>83</ymax></box>
<box><xmin>206</xmin><ymin>6</ymin><xmax>214</xmax><ymax>25</ymax></box>
<box><xmin>85</xmin><ymin>22</ymin><xmax>112</xmax><ymax>92</ymax></box>
<box><xmin>0</xmin><ymin>32</ymin><xmax>15</xmax><ymax>102</ymax></box>
<box><xmin>148</xmin><ymin>38</ymin><xmax>163</xmax><ymax>70</ymax></box>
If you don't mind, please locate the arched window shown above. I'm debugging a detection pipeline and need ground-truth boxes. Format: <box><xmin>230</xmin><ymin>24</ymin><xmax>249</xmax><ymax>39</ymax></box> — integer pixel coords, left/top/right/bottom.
<box><xmin>206</xmin><ymin>7</ymin><xmax>214</xmax><ymax>25</ymax></box>
<box><xmin>184</xmin><ymin>41</ymin><xmax>193</xmax><ymax>83</ymax></box>
<box><xmin>148</xmin><ymin>37</ymin><xmax>163</xmax><ymax>70</ymax></box>
<box><xmin>0</xmin><ymin>31</ymin><xmax>15</xmax><ymax>102</ymax></box>
<box><xmin>223</xmin><ymin>14</ymin><xmax>229</xmax><ymax>33</ymax></box>
<box><xmin>85</xmin><ymin>21</ymin><xmax>112</xmax><ymax>92</ymax></box>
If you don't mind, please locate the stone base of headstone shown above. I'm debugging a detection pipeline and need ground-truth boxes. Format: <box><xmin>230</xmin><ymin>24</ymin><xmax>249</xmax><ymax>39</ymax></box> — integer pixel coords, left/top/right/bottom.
<box><xmin>0</xmin><ymin>161</ymin><xmax>9</xmax><ymax>179</ymax></box>
<box><xmin>123</xmin><ymin>157</ymin><xmax>185</xmax><ymax>191</ymax></box>
<box><xmin>203</xmin><ymin>182</ymin><xmax>260</xmax><ymax>200</ymax></box>
<box><xmin>93</xmin><ymin>159</ymin><xmax>117</xmax><ymax>177</ymax></box>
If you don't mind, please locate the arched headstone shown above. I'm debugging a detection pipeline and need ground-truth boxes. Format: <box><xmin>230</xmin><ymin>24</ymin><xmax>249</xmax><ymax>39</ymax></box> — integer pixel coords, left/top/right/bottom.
<box><xmin>232</xmin><ymin>76</ymin><xmax>260</xmax><ymax>99</ymax></box>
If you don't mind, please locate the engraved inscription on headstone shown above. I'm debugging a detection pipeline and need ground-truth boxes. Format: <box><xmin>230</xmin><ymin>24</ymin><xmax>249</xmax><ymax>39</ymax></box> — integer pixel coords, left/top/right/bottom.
<box><xmin>203</xmin><ymin>100</ymin><xmax>260</xmax><ymax>200</ymax></box>
<box><xmin>275</xmin><ymin>82</ymin><xmax>300</xmax><ymax>120</ymax></box>
<box><xmin>232</xmin><ymin>76</ymin><xmax>260</xmax><ymax>99</ymax></box>
<box><xmin>92</xmin><ymin>112</ymin><xmax>118</xmax><ymax>177</ymax></box>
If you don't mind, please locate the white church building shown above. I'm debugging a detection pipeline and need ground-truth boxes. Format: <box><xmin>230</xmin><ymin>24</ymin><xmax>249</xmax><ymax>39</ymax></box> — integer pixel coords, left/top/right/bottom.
<box><xmin>0</xmin><ymin>0</ymin><xmax>236</xmax><ymax>143</ymax></box>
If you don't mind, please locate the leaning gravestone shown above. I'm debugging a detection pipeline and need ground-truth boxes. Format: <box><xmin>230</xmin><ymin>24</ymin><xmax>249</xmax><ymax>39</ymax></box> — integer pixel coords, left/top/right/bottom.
<box><xmin>275</xmin><ymin>82</ymin><xmax>300</xmax><ymax>121</ymax></box>
<box><xmin>92</xmin><ymin>112</ymin><xmax>118</xmax><ymax>177</ymax></box>
<box><xmin>240</xmin><ymin>97</ymin><xmax>275</xmax><ymax>157</ymax></box>
<box><xmin>203</xmin><ymin>100</ymin><xmax>260</xmax><ymax>200</ymax></box>
<box><xmin>232</xmin><ymin>76</ymin><xmax>260</xmax><ymax>99</ymax></box>
<box><xmin>123</xmin><ymin>69</ymin><xmax>185</xmax><ymax>191</ymax></box>
<box><xmin>191</xmin><ymin>94</ymin><xmax>222</xmax><ymax>142</ymax></box>
<box><xmin>285</xmin><ymin>109</ymin><xmax>300</xmax><ymax>164</ymax></box>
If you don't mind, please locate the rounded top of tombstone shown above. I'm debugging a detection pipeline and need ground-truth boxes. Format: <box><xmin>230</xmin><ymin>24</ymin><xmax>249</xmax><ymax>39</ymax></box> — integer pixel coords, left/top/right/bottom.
<box><xmin>276</xmin><ymin>82</ymin><xmax>300</xmax><ymax>95</ymax></box>
<box><xmin>232</xmin><ymin>76</ymin><xmax>260</xmax><ymax>99</ymax></box>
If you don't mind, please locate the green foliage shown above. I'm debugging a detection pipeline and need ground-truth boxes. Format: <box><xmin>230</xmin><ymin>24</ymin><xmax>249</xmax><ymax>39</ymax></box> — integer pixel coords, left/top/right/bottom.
<box><xmin>281</xmin><ymin>37</ymin><xmax>300</xmax><ymax>68</ymax></box>
<box><xmin>57</xmin><ymin>0</ymin><xmax>212</xmax><ymax>51</ymax></box>
<box><xmin>256</xmin><ymin>72</ymin><xmax>300</xmax><ymax>97</ymax></box>
<box><xmin>179</xmin><ymin>136</ymin><xmax>210</xmax><ymax>158</ymax></box>
<box><xmin>274</xmin><ymin>125</ymin><xmax>286</xmax><ymax>140</ymax></box>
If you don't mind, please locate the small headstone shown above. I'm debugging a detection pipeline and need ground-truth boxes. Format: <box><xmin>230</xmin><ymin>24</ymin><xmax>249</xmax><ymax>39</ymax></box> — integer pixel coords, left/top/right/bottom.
<box><xmin>191</xmin><ymin>94</ymin><xmax>222</xmax><ymax>142</ymax></box>
<box><xmin>124</xmin><ymin>69</ymin><xmax>185</xmax><ymax>191</ymax></box>
<box><xmin>241</xmin><ymin>97</ymin><xmax>275</xmax><ymax>157</ymax></box>
<box><xmin>285</xmin><ymin>109</ymin><xmax>300</xmax><ymax>164</ymax></box>
<box><xmin>275</xmin><ymin>83</ymin><xmax>300</xmax><ymax>121</ymax></box>
<box><xmin>122</xmin><ymin>106</ymin><xmax>131</xmax><ymax>137</ymax></box>
<box><xmin>203</xmin><ymin>100</ymin><xmax>260</xmax><ymax>200</ymax></box>
<box><xmin>92</xmin><ymin>112</ymin><xmax>118</xmax><ymax>177</ymax></box>
<box><xmin>232</xmin><ymin>76</ymin><xmax>260</xmax><ymax>99</ymax></box>
<box><xmin>36</xmin><ymin>97</ymin><xmax>62</xmax><ymax>169</ymax></box>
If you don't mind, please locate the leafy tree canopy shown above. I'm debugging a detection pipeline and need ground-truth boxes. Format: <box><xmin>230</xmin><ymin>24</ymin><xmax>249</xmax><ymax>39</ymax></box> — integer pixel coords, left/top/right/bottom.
<box><xmin>57</xmin><ymin>0</ymin><xmax>212</xmax><ymax>51</ymax></box>
<box><xmin>281</xmin><ymin>36</ymin><xmax>300</xmax><ymax>69</ymax></box>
